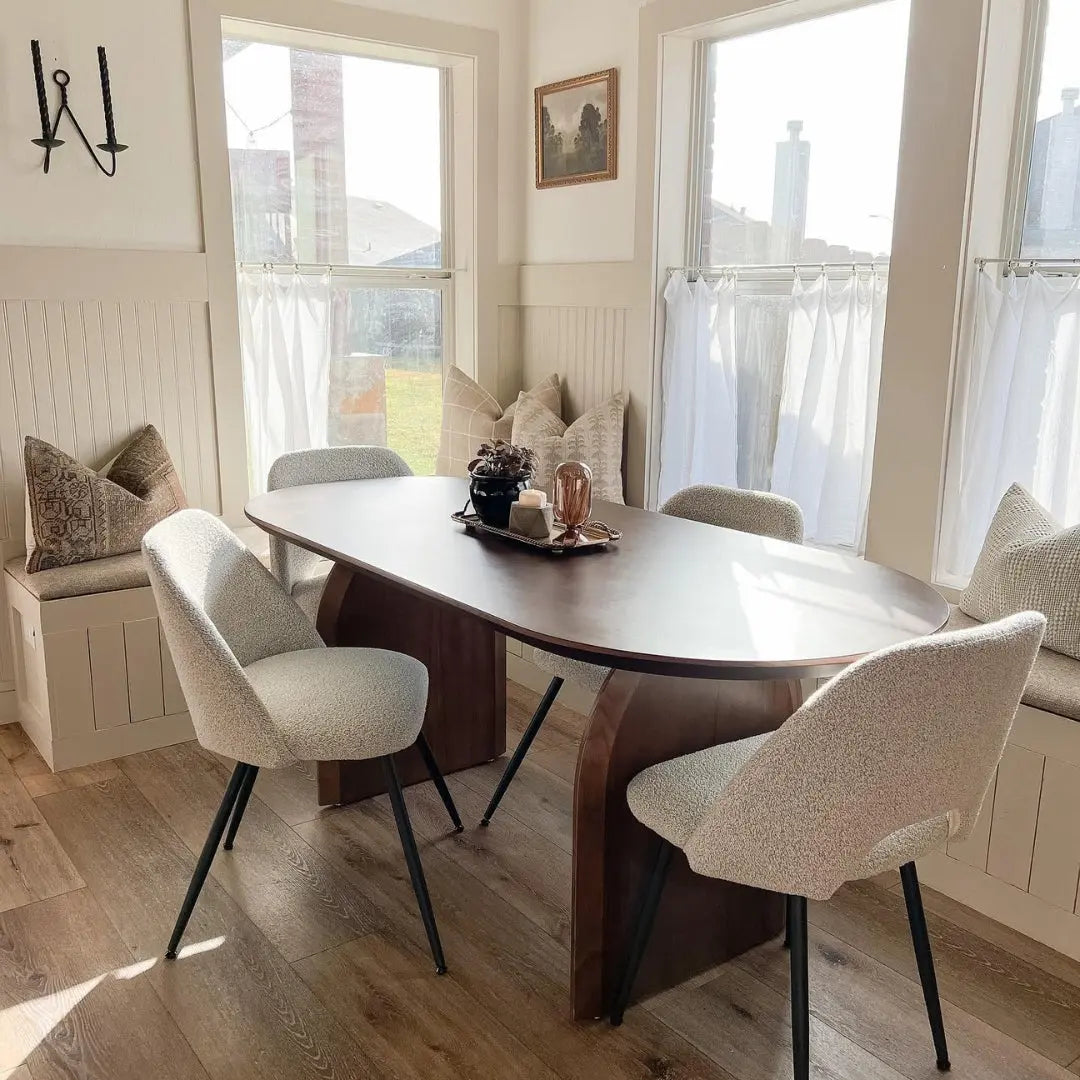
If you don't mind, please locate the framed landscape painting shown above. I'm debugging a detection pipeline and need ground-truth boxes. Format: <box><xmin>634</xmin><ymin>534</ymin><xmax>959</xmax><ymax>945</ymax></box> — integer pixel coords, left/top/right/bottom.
<box><xmin>535</xmin><ymin>68</ymin><xmax>618</xmax><ymax>189</ymax></box>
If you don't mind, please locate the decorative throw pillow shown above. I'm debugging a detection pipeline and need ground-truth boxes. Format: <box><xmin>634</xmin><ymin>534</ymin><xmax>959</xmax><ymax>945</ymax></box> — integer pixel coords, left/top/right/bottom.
<box><xmin>511</xmin><ymin>392</ymin><xmax>626</xmax><ymax>503</ymax></box>
<box><xmin>435</xmin><ymin>366</ymin><xmax>562</xmax><ymax>477</ymax></box>
<box><xmin>24</xmin><ymin>425</ymin><xmax>187</xmax><ymax>573</ymax></box>
<box><xmin>960</xmin><ymin>483</ymin><xmax>1079</xmax><ymax>660</ymax></box>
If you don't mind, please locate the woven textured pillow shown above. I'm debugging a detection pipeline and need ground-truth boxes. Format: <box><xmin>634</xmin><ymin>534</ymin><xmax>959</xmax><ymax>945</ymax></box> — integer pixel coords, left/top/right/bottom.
<box><xmin>435</xmin><ymin>367</ymin><xmax>562</xmax><ymax>478</ymax></box>
<box><xmin>24</xmin><ymin>426</ymin><xmax>187</xmax><ymax>573</ymax></box>
<box><xmin>960</xmin><ymin>483</ymin><xmax>1079</xmax><ymax>660</ymax></box>
<box><xmin>511</xmin><ymin>391</ymin><xmax>626</xmax><ymax>503</ymax></box>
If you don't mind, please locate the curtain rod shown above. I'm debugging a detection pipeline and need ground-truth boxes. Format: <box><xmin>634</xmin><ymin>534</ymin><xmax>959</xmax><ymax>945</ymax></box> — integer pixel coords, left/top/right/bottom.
<box><xmin>975</xmin><ymin>257</ymin><xmax>1080</xmax><ymax>267</ymax></box>
<box><xmin>669</xmin><ymin>261</ymin><xmax>889</xmax><ymax>276</ymax></box>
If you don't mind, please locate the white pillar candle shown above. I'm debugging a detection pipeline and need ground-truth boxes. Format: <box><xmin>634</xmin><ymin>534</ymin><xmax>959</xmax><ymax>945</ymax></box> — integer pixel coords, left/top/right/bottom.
<box><xmin>518</xmin><ymin>489</ymin><xmax>546</xmax><ymax>508</ymax></box>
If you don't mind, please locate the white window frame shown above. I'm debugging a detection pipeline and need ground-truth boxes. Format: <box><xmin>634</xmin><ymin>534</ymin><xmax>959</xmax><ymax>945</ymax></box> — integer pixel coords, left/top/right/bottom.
<box><xmin>188</xmin><ymin>0</ymin><xmax>498</xmax><ymax>522</ymax></box>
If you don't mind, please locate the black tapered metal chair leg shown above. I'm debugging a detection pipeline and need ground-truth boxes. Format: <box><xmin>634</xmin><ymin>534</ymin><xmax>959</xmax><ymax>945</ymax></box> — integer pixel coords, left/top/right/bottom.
<box><xmin>610</xmin><ymin>839</ymin><xmax>674</xmax><ymax>1026</ymax></box>
<box><xmin>481</xmin><ymin>676</ymin><xmax>563</xmax><ymax>826</ymax></box>
<box><xmin>788</xmin><ymin>895</ymin><xmax>810</xmax><ymax>1080</ymax></box>
<box><xmin>165</xmin><ymin>763</ymin><xmax>250</xmax><ymax>959</ymax></box>
<box><xmin>222</xmin><ymin>765</ymin><xmax>259</xmax><ymax>850</ymax></box>
<box><xmin>415</xmin><ymin>732</ymin><xmax>463</xmax><ymax>833</ymax></box>
<box><xmin>383</xmin><ymin>755</ymin><xmax>447</xmax><ymax>974</ymax></box>
<box><xmin>783</xmin><ymin>894</ymin><xmax>793</xmax><ymax>949</ymax></box>
<box><xmin>901</xmin><ymin>862</ymin><xmax>951</xmax><ymax>1071</ymax></box>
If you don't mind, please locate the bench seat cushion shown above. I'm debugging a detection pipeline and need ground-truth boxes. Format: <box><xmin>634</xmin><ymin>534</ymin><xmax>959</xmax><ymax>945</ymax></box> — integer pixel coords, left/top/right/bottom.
<box><xmin>945</xmin><ymin>606</ymin><xmax>1079</xmax><ymax>722</ymax></box>
<box><xmin>5</xmin><ymin>550</ymin><xmax>149</xmax><ymax>601</ymax></box>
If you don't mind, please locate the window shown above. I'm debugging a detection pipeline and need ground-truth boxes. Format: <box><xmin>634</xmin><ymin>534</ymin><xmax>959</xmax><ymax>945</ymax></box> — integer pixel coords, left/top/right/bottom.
<box><xmin>936</xmin><ymin>0</ymin><xmax>1080</xmax><ymax>585</ymax></box>
<box><xmin>1018</xmin><ymin>0</ymin><xmax>1080</xmax><ymax>259</ymax></box>
<box><xmin>657</xmin><ymin>2</ymin><xmax>910</xmax><ymax>551</ymax></box>
<box><xmin>698</xmin><ymin>1</ymin><xmax>910</xmax><ymax>268</ymax></box>
<box><xmin>223</xmin><ymin>35</ymin><xmax>451</xmax><ymax>483</ymax></box>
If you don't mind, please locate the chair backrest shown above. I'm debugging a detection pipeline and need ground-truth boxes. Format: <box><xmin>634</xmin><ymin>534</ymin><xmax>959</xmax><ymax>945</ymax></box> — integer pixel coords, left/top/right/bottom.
<box><xmin>660</xmin><ymin>484</ymin><xmax>804</xmax><ymax>544</ymax></box>
<box><xmin>266</xmin><ymin>446</ymin><xmax>412</xmax><ymax>593</ymax></box>
<box><xmin>143</xmin><ymin>509</ymin><xmax>321</xmax><ymax>766</ymax></box>
<box><xmin>682</xmin><ymin>611</ymin><xmax>1045</xmax><ymax>899</ymax></box>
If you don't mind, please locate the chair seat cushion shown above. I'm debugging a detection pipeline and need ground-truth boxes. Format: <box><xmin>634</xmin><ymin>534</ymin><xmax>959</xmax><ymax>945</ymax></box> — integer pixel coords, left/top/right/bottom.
<box><xmin>291</xmin><ymin>563</ymin><xmax>332</xmax><ymax>623</ymax></box>
<box><xmin>243</xmin><ymin>647</ymin><xmax>428</xmax><ymax>761</ymax></box>
<box><xmin>5</xmin><ymin>550</ymin><xmax>149</xmax><ymax>600</ymax></box>
<box><xmin>627</xmin><ymin>733</ymin><xmax>951</xmax><ymax>885</ymax></box>
<box><xmin>945</xmin><ymin>606</ymin><xmax>1080</xmax><ymax>721</ymax></box>
<box><xmin>532</xmin><ymin>648</ymin><xmax>611</xmax><ymax>693</ymax></box>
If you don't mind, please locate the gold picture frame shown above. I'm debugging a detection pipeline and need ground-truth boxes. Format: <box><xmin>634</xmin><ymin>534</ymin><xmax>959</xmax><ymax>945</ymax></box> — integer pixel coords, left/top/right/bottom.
<box><xmin>534</xmin><ymin>68</ymin><xmax>618</xmax><ymax>189</ymax></box>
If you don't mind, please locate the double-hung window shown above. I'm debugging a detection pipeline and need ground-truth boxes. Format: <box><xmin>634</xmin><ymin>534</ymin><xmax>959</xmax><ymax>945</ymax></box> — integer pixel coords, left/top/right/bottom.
<box><xmin>937</xmin><ymin>0</ymin><xmax>1080</xmax><ymax>585</ymax></box>
<box><xmin>660</xmin><ymin>1</ymin><xmax>910</xmax><ymax>550</ymax></box>
<box><xmin>222</xmin><ymin>30</ymin><xmax>453</xmax><ymax>487</ymax></box>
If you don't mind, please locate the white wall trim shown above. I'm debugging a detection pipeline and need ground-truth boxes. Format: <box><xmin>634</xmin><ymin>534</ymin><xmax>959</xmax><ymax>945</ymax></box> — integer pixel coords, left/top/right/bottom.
<box><xmin>0</xmin><ymin>247</ymin><xmax>208</xmax><ymax>302</ymax></box>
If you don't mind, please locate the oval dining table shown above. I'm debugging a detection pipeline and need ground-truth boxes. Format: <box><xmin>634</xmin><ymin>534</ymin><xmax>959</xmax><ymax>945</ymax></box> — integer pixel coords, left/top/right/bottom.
<box><xmin>246</xmin><ymin>475</ymin><xmax>949</xmax><ymax>1020</ymax></box>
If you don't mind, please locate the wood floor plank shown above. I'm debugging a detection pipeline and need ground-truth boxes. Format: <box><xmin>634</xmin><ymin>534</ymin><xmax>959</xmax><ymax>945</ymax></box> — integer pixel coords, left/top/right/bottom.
<box><xmin>810</xmin><ymin>878</ymin><xmax>1080</xmax><ymax>1065</ymax></box>
<box><xmin>0</xmin><ymin>751</ymin><xmax>83</xmax><ymax>913</ymax></box>
<box><xmin>647</xmin><ymin>957</ymin><xmax>907</xmax><ymax>1080</ymax></box>
<box><xmin>296</xmin><ymin>797</ymin><xmax>736</xmax><ymax>1080</ymax></box>
<box><xmin>295</xmin><ymin>930</ymin><xmax>560</xmax><ymax>1080</ymax></box>
<box><xmin>119</xmin><ymin>742</ymin><xmax>378</xmax><ymax>961</ymax></box>
<box><xmin>0</xmin><ymin>725</ymin><xmax>120</xmax><ymax>799</ymax></box>
<box><xmin>1</xmin><ymin>1065</ymin><xmax>34</xmax><ymax>1080</ymax></box>
<box><xmin>736</xmin><ymin>919</ymin><xmax>1077</xmax><ymax>1080</ymax></box>
<box><xmin>914</xmin><ymin>882</ymin><xmax>1080</xmax><ymax>991</ymax></box>
<box><xmin>404</xmin><ymin>776</ymin><xmax>572</xmax><ymax>949</ymax></box>
<box><xmin>206</xmin><ymin>749</ymin><xmax>324</xmax><ymax>827</ymax></box>
<box><xmin>0</xmin><ymin>889</ymin><xmax>208</xmax><ymax>1080</ymax></box>
<box><xmin>36</xmin><ymin>775</ymin><xmax>382</xmax><ymax>1080</ymax></box>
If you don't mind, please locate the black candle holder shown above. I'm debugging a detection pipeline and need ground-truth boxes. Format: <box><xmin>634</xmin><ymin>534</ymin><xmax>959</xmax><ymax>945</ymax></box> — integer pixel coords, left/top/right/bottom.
<box><xmin>29</xmin><ymin>40</ymin><xmax>127</xmax><ymax>177</ymax></box>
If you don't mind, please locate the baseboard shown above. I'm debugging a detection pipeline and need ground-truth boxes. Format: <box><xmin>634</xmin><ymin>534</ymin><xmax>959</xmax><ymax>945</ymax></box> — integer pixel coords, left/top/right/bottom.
<box><xmin>506</xmin><ymin>652</ymin><xmax>597</xmax><ymax>716</ymax></box>
<box><xmin>0</xmin><ymin>688</ymin><xmax>15</xmax><ymax>725</ymax></box>
<box><xmin>918</xmin><ymin>849</ymin><xmax>1080</xmax><ymax>962</ymax></box>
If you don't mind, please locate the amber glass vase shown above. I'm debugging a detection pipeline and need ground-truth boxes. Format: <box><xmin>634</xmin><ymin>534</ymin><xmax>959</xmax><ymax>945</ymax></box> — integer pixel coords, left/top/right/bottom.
<box><xmin>553</xmin><ymin>461</ymin><xmax>593</xmax><ymax>546</ymax></box>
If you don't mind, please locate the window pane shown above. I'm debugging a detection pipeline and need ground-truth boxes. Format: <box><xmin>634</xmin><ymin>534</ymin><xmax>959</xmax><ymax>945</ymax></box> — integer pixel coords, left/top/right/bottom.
<box><xmin>223</xmin><ymin>40</ymin><xmax>443</xmax><ymax>267</ymax></box>
<box><xmin>329</xmin><ymin>285</ymin><xmax>443</xmax><ymax>475</ymax></box>
<box><xmin>701</xmin><ymin>1</ymin><xmax>910</xmax><ymax>266</ymax></box>
<box><xmin>1019</xmin><ymin>0</ymin><xmax>1080</xmax><ymax>258</ymax></box>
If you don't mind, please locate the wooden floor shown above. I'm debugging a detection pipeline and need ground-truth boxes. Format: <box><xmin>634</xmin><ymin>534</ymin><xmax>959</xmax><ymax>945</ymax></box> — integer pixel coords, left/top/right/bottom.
<box><xmin>2</xmin><ymin>681</ymin><xmax>1080</xmax><ymax>1080</ymax></box>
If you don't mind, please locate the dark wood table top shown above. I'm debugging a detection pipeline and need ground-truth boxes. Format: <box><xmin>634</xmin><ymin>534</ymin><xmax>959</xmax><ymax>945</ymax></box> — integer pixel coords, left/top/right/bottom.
<box><xmin>246</xmin><ymin>476</ymin><xmax>949</xmax><ymax>679</ymax></box>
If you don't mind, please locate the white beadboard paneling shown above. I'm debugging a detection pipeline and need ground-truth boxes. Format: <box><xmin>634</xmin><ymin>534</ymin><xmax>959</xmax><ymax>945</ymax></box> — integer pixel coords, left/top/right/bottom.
<box><xmin>0</xmin><ymin>247</ymin><xmax>219</xmax><ymax>692</ymax></box>
<box><xmin>520</xmin><ymin>305</ymin><xmax>628</xmax><ymax>420</ymax></box>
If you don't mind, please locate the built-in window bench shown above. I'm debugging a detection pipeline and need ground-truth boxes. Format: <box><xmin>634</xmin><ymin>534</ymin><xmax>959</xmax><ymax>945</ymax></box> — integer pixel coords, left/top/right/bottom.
<box><xmin>917</xmin><ymin>607</ymin><xmax>1080</xmax><ymax>961</ymax></box>
<box><xmin>3</xmin><ymin>527</ymin><xmax>268</xmax><ymax>772</ymax></box>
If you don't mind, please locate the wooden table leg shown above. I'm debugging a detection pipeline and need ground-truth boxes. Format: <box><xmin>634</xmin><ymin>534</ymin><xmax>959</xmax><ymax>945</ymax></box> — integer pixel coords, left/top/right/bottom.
<box><xmin>314</xmin><ymin>563</ymin><xmax>507</xmax><ymax>805</ymax></box>
<box><xmin>571</xmin><ymin>670</ymin><xmax>804</xmax><ymax>1020</ymax></box>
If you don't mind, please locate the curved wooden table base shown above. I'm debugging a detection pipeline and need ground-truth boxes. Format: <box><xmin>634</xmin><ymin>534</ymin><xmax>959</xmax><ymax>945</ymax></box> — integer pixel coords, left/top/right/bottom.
<box><xmin>315</xmin><ymin>563</ymin><xmax>506</xmax><ymax>804</ymax></box>
<box><xmin>572</xmin><ymin>669</ymin><xmax>804</xmax><ymax>1019</ymax></box>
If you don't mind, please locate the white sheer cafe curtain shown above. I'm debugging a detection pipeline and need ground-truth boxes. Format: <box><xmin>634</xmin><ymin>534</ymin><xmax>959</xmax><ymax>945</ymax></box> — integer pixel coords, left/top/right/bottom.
<box><xmin>657</xmin><ymin>272</ymin><xmax>740</xmax><ymax>503</ymax></box>
<box><xmin>236</xmin><ymin>267</ymin><xmax>333</xmax><ymax>495</ymax></box>
<box><xmin>938</xmin><ymin>268</ymin><xmax>1080</xmax><ymax>586</ymax></box>
<box><xmin>657</xmin><ymin>268</ymin><xmax>887</xmax><ymax>551</ymax></box>
<box><xmin>771</xmin><ymin>270</ymin><xmax>887</xmax><ymax>551</ymax></box>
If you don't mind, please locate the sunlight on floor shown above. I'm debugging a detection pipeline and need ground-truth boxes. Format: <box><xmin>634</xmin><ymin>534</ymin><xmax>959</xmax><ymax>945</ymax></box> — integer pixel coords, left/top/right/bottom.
<box><xmin>0</xmin><ymin>935</ymin><xmax>224</xmax><ymax>1070</ymax></box>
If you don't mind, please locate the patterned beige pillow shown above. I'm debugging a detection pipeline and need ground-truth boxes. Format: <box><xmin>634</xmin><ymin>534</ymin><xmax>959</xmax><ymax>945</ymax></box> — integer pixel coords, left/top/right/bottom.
<box><xmin>511</xmin><ymin>392</ymin><xmax>626</xmax><ymax>503</ymax></box>
<box><xmin>435</xmin><ymin>367</ymin><xmax>561</xmax><ymax>477</ymax></box>
<box><xmin>24</xmin><ymin>425</ymin><xmax>187</xmax><ymax>573</ymax></box>
<box><xmin>960</xmin><ymin>484</ymin><xmax>1079</xmax><ymax>660</ymax></box>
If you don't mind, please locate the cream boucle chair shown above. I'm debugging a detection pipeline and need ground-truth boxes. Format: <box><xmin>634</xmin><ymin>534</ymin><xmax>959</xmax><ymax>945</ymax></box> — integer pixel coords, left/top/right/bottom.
<box><xmin>610</xmin><ymin>611</ymin><xmax>1047</xmax><ymax>1080</ymax></box>
<box><xmin>267</xmin><ymin>446</ymin><xmax>412</xmax><ymax>621</ymax></box>
<box><xmin>480</xmin><ymin>484</ymin><xmax>805</xmax><ymax>826</ymax></box>
<box><xmin>143</xmin><ymin>509</ymin><xmax>460</xmax><ymax>973</ymax></box>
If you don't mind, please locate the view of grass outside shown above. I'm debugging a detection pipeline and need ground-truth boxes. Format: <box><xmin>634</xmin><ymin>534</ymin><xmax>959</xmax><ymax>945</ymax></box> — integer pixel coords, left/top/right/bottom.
<box><xmin>385</xmin><ymin>368</ymin><xmax>442</xmax><ymax>475</ymax></box>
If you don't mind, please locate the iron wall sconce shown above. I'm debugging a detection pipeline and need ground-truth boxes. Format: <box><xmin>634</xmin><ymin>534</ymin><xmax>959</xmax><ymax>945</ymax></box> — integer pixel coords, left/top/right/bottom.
<box><xmin>30</xmin><ymin>39</ymin><xmax>128</xmax><ymax>176</ymax></box>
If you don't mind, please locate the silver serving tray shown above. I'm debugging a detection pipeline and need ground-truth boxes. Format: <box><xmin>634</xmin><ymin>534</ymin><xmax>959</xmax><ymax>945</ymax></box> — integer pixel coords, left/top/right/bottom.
<box><xmin>451</xmin><ymin>509</ymin><xmax>621</xmax><ymax>553</ymax></box>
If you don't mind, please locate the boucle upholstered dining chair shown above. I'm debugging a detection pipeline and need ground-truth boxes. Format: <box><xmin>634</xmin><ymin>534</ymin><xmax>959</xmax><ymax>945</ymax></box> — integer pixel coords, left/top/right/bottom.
<box><xmin>143</xmin><ymin>509</ymin><xmax>461</xmax><ymax>973</ymax></box>
<box><xmin>480</xmin><ymin>484</ymin><xmax>805</xmax><ymax>826</ymax></box>
<box><xmin>610</xmin><ymin>611</ymin><xmax>1046</xmax><ymax>1080</ymax></box>
<box><xmin>267</xmin><ymin>446</ymin><xmax>413</xmax><ymax>622</ymax></box>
